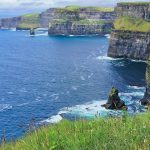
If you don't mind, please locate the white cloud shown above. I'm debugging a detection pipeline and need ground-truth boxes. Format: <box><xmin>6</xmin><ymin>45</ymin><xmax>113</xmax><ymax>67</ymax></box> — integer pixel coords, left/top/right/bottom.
<box><xmin>0</xmin><ymin>0</ymin><xmax>148</xmax><ymax>11</ymax></box>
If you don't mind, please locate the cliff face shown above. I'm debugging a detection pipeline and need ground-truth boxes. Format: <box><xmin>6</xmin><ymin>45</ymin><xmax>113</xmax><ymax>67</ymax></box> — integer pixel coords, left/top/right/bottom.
<box><xmin>141</xmin><ymin>58</ymin><xmax>150</xmax><ymax>105</ymax></box>
<box><xmin>40</xmin><ymin>8</ymin><xmax>116</xmax><ymax>28</ymax></box>
<box><xmin>108</xmin><ymin>2</ymin><xmax>150</xmax><ymax>60</ymax></box>
<box><xmin>0</xmin><ymin>17</ymin><xmax>22</xmax><ymax>28</ymax></box>
<box><xmin>108</xmin><ymin>30</ymin><xmax>150</xmax><ymax>60</ymax></box>
<box><xmin>48</xmin><ymin>21</ymin><xmax>113</xmax><ymax>35</ymax></box>
<box><xmin>46</xmin><ymin>7</ymin><xmax>116</xmax><ymax>35</ymax></box>
<box><xmin>116</xmin><ymin>3</ymin><xmax>150</xmax><ymax>19</ymax></box>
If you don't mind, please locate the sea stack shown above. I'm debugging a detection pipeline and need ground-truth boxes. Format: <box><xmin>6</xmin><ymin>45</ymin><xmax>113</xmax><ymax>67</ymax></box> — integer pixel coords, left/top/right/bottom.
<box><xmin>141</xmin><ymin>58</ymin><xmax>150</xmax><ymax>105</ymax></box>
<box><xmin>30</xmin><ymin>28</ymin><xmax>35</xmax><ymax>35</ymax></box>
<box><xmin>102</xmin><ymin>87</ymin><xmax>127</xmax><ymax>110</ymax></box>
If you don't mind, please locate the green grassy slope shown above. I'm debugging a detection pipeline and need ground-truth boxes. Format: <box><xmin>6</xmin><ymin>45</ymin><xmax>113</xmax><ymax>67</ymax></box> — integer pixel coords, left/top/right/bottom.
<box><xmin>1</xmin><ymin>112</ymin><xmax>150</xmax><ymax>150</ymax></box>
<box><xmin>119</xmin><ymin>2</ymin><xmax>150</xmax><ymax>5</ymax></box>
<box><xmin>56</xmin><ymin>6</ymin><xmax>114</xmax><ymax>13</ymax></box>
<box><xmin>17</xmin><ymin>13</ymin><xmax>40</xmax><ymax>29</ymax></box>
<box><xmin>114</xmin><ymin>16</ymin><xmax>150</xmax><ymax>32</ymax></box>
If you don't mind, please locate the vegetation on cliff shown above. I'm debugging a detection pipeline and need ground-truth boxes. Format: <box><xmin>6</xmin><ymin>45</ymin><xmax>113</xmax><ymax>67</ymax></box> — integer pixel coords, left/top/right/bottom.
<box><xmin>56</xmin><ymin>6</ymin><xmax>114</xmax><ymax>13</ymax></box>
<box><xmin>52</xmin><ymin>19</ymin><xmax>109</xmax><ymax>25</ymax></box>
<box><xmin>17</xmin><ymin>13</ymin><xmax>40</xmax><ymax>29</ymax></box>
<box><xmin>114</xmin><ymin>16</ymin><xmax>150</xmax><ymax>32</ymax></box>
<box><xmin>1</xmin><ymin>112</ymin><xmax>150</xmax><ymax>149</ymax></box>
<box><xmin>118</xmin><ymin>2</ymin><xmax>150</xmax><ymax>5</ymax></box>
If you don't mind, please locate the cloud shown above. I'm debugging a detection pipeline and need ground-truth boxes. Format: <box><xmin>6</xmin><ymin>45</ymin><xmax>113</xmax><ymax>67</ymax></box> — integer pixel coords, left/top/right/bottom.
<box><xmin>0</xmin><ymin>0</ymin><xmax>148</xmax><ymax>11</ymax></box>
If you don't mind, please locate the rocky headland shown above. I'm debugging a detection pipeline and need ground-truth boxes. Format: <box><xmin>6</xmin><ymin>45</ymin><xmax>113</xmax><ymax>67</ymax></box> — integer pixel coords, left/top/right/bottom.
<box><xmin>108</xmin><ymin>2</ymin><xmax>150</xmax><ymax>60</ymax></box>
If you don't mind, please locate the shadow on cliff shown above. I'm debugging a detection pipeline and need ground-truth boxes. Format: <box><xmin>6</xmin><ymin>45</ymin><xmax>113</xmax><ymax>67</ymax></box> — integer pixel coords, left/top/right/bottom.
<box><xmin>109</xmin><ymin>59</ymin><xmax>147</xmax><ymax>86</ymax></box>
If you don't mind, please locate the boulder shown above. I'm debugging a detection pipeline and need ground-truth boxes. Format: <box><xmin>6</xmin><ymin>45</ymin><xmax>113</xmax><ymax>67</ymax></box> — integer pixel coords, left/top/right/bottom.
<box><xmin>102</xmin><ymin>87</ymin><xmax>127</xmax><ymax>110</ymax></box>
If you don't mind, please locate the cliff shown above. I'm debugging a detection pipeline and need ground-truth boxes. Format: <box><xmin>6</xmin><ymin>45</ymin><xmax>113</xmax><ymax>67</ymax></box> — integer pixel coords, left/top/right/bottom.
<box><xmin>115</xmin><ymin>2</ymin><xmax>150</xmax><ymax>19</ymax></box>
<box><xmin>0</xmin><ymin>13</ymin><xmax>40</xmax><ymax>30</ymax></box>
<box><xmin>108</xmin><ymin>2</ymin><xmax>150</xmax><ymax>60</ymax></box>
<box><xmin>48</xmin><ymin>20</ymin><xmax>113</xmax><ymax>35</ymax></box>
<box><xmin>40</xmin><ymin>6</ymin><xmax>115</xmax><ymax>28</ymax></box>
<box><xmin>0</xmin><ymin>6</ymin><xmax>115</xmax><ymax>35</ymax></box>
<box><xmin>141</xmin><ymin>58</ymin><xmax>150</xmax><ymax>105</ymax></box>
<box><xmin>108</xmin><ymin>30</ymin><xmax>150</xmax><ymax>60</ymax></box>
<box><xmin>0</xmin><ymin>17</ymin><xmax>22</xmax><ymax>28</ymax></box>
<box><xmin>47</xmin><ymin>6</ymin><xmax>116</xmax><ymax>35</ymax></box>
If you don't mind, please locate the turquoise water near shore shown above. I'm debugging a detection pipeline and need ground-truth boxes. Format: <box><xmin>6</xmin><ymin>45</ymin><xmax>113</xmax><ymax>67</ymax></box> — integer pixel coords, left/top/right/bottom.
<box><xmin>0</xmin><ymin>29</ymin><xmax>147</xmax><ymax>140</ymax></box>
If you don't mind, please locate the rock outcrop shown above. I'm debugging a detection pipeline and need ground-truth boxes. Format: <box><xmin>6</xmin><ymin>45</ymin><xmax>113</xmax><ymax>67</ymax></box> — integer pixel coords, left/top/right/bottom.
<box><xmin>141</xmin><ymin>58</ymin><xmax>150</xmax><ymax>105</ymax></box>
<box><xmin>108</xmin><ymin>30</ymin><xmax>150</xmax><ymax>60</ymax></box>
<box><xmin>108</xmin><ymin>2</ymin><xmax>150</xmax><ymax>60</ymax></box>
<box><xmin>102</xmin><ymin>87</ymin><xmax>127</xmax><ymax>110</ymax></box>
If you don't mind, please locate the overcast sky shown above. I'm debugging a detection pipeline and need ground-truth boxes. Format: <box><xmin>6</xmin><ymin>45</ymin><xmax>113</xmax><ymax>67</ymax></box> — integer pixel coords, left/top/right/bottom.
<box><xmin>0</xmin><ymin>0</ymin><xmax>149</xmax><ymax>17</ymax></box>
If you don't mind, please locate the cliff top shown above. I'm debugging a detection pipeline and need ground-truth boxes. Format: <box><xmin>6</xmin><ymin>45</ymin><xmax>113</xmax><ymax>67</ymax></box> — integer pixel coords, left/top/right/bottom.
<box><xmin>117</xmin><ymin>2</ymin><xmax>150</xmax><ymax>6</ymax></box>
<box><xmin>114</xmin><ymin>16</ymin><xmax>150</xmax><ymax>32</ymax></box>
<box><xmin>18</xmin><ymin>13</ymin><xmax>40</xmax><ymax>29</ymax></box>
<box><xmin>56</xmin><ymin>6</ymin><xmax>114</xmax><ymax>12</ymax></box>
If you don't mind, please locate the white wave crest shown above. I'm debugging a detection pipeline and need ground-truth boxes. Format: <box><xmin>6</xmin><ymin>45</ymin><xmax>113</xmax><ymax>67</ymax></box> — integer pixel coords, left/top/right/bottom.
<box><xmin>127</xmin><ymin>85</ymin><xmax>145</xmax><ymax>90</ymax></box>
<box><xmin>40</xmin><ymin>115</ymin><xmax>63</xmax><ymax>124</ymax></box>
<box><xmin>97</xmin><ymin>56</ymin><xmax>124</xmax><ymax>61</ymax></box>
<box><xmin>0</xmin><ymin>104</ymin><xmax>12</xmax><ymax>112</ymax></box>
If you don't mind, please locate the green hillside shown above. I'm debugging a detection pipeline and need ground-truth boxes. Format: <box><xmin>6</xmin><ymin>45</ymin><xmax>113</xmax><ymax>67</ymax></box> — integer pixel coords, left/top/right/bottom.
<box><xmin>17</xmin><ymin>13</ymin><xmax>40</xmax><ymax>29</ymax></box>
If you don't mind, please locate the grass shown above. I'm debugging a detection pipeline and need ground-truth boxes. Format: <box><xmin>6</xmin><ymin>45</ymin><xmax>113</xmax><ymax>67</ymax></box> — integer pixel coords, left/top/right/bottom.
<box><xmin>73</xmin><ymin>19</ymin><xmax>108</xmax><ymax>25</ymax></box>
<box><xmin>51</xmin><ymin>19</ymin><xmax>108</xmax><ymax>25</ymax></box>
<box><xmin>114</xmin><ymin>16</ymin><xmax>150</xmax><ymax>32</ymax></box>
<box><xmin>17</xmin><ymin>13</ymin><xmax>40</xmax><ymax>29</ymax></box>
<box><xmin>118</xmin><ymin>2</ymin><xmax>150</xmax><ymax>5</ymax></box>
<box><xmin>1</xmin><ymin>112</ymin><xmax>150</xmax><ymax>149</ymax></box>
<box><xmin>56</xmin><ymin>6</ymin><xmax>114</xmax><ymax>13</ymax></box>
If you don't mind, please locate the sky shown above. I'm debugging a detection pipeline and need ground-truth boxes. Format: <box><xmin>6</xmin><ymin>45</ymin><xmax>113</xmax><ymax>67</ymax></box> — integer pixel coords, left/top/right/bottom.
<box><xmin>0</xmin><ymin>0</ymin><xmax>149</xmax><ymax>18</ymax></box>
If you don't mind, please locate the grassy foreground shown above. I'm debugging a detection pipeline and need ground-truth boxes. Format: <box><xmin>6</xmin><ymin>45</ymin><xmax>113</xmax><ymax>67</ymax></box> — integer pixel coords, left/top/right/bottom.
<box><xmin>1</xmin><ymin>112</ymin><xmax>150</xmax><ymax>150</ymax></box>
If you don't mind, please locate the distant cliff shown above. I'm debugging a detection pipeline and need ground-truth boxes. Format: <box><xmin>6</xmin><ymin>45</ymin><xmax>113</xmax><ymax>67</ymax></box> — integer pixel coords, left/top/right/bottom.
<box><xmin>0</xmin><ymin>6</ymin><xmax>116</xmax><ymax>35</ymax></box>
<box><xmin>48</xmin><ymin>19</ymin><xmax>113</xmax><ymax>35</ymax></box>
<box><xmin>0</xmin><ymin>17</ymin><xmax>21</xmax><ymax>28</ymax></box>
<box><xmin>108</xmin><ymin>2</ymin><xmax>150</xmax><ymax>60</ymax></box>
<box><xmin>47</xmin><ymin>6</ymin><xmax>116</xmax><ymax>35</ymax></box>
<box><xmin>0</xmin><ymin>13</ymin><xmax>40</xmax><ymax>30</ymax></box>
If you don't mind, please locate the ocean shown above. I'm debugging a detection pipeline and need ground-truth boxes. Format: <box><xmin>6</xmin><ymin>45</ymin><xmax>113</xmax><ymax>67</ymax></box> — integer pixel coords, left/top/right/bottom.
<box><xmin>0</xmin><ymin>29</ymin><xmax>147</xmax><ymax>140</ymax></box>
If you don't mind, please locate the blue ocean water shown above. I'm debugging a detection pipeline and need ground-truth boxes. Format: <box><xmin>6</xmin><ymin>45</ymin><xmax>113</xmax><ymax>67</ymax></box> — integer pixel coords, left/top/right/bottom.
<box><xmin>0</xmin><ymin>29</ymin><xmax>147</xmax><ymax>140</ymax></box>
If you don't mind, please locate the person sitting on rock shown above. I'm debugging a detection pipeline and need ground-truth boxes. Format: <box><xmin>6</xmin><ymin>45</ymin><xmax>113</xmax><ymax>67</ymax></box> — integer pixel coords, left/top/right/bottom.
<box><xmin>102</xmin><ymin>87</ymin><xmax>127</xmax><ymax>110</ymax></box>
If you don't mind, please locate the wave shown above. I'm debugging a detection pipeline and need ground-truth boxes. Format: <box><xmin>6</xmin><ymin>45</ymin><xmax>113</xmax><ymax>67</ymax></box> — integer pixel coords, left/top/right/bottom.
<box><xmin>127</xmin><ymin>85</ymin><xmax>145</xmax><ymax>90</ymax></box>
<box><xmin>40</xmin><ymin>115</ymin><xmax>63</xmax><ymax>124</ymax></box>
<box><xmin>131</xmin><ymin>59</ymin><xmax>146</xmax><ymax>63</ymax></box>
<box><xmin>120</xmin><ymin>92</ymin><xmax>144</xmax><ymax>97</ymax></box>
<box><xmin>16</xmin><ymin>102</ymin><xmax>29</xmax><ymax>107</ymax></box>
<box><xmin>26</xmin><ymin>32</ymin><xmax>48</xmax><ymax>37</ymax></box>
<box><xmin>0</xmin><ymin>104</ymin><xmax>12</xmax><ymax>112</ymax></box>
<box><xmin>104</xmin><ymin>34</ymin><xmax>110</xmax><ymax>39</ymax></box>
<box><xmin>97</xmin><ymin>56</ymin><xmax>124</xmax><ymax>61</ymax></box>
